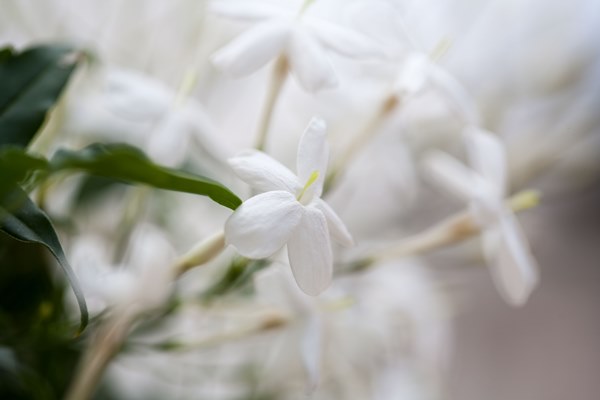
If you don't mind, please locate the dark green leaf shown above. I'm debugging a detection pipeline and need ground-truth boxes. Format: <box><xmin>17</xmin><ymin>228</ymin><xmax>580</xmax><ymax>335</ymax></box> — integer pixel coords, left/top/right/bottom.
<box><xmin>50</xmin><ymin>143</ymin><xmax>242</xmax><ymax>210</ymax></box>
<box><xmin>0</xmin><ymin>44</ymin><xmax>82</xmax><ymax>149</ymax></box>
<box><xmin>0</xmin><ymin>147</ymin><xmax>48</xmax><ymax>195</ymax></box>
<box><xmin>0</xmin><ymin>186</ymin><xmax>88</xmax><ymax>333</ymax></box>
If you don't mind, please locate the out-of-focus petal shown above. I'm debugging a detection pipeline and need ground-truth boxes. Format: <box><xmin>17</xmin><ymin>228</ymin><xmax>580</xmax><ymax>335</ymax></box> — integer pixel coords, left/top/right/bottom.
<box><xmin>300</xmin><ymin>314</ymin><xmax>322</xmax><ymax>394</ymax></box>
<box><xmin>211</xmin><ymin>20</ymin><xmax>291</xmax><ymax>77</ymax></box>
<box><xmin>305</xmin><ymin>18</ymin><xmax>383</xmax><ymax>59</ymax></box>
<box><xmin>287</xmin><ymin>207</ymin><xmax>332</xmax><ymax>295</ymax></box>
<box><xmin>313</xmin><ymin>199</ymin><xmax>353</xmax><ymax>246</ymax></box>
<box><xmin>225</xmin><ymin>191</ymin><xmax>304</xmax><ymax>259</ymax></box>
<box><xmin>393</xmin><ymin>53</ymin><xmax>431</xmax><ymax>96</ymax></box>
<box><xmin>424</xmin><ymin>151</ymin><xmax>484</xmax><ymax>202</ymax></box>
<box><xmin>482</xmin><ymin>212</ymin><xmax>539</xmax><ymax>306</ymax></box>
<box><xmin>464</xmin><ymin>126</ymin><xmax>507</xmax><ymax>196</ymax></box>
<box><xmin>210</xmin><ymin>1</ymin><xmax>288</xmax><ymax>21</ymax></box>
<box><xmin>296</xmin><ymin>117</ymin><xmax>329</xmax><ymax>198</ymax></box>
<box><xmin>287</xmin><ymin>28</ymin><xmax>338</xmax><ymax>92</ymax></box>
<box><xmin>229</xmin><ymin>149</ymin><xmax>301</xmax><ymax>193</ymax></box>
<box><xmin>429</xmin><ymin>64</ymin><xmax>480</xmax><ymax>126</ymax></box>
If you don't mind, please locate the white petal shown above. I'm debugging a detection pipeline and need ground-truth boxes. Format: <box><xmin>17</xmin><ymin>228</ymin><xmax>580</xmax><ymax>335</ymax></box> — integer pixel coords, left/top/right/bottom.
<box><xmin>296</xmin><ymin>117</ymin><xmax>329</xmax><ymax>198</ymax></box>
<box><xmin>225</xmin><ymin>191</ymin><xmax>304</xmax><ymax>259</ymax></box>
<box><xmin>482</xmin><ymin>213</ymin><xmax>539</xmax><ymax>306</ymax></box>
<box><xmin>287</xmin><ymin>28</ymin><xmax>338</xmax><ymax>92</ymax></box>
<box><xmin>424</xmin><ymin>151</ymin><xmax>484</xmax><ymax>203</ymax></box>
<box><xmin>210</xmin><ymin>1</ymin><xmax>288</xmax><ymax>21</ymax></box>
<box><xmin>464</xmin><ymin>126</ymin><xmax>507</xmax><ymax>196</ymax></box>
<box><xmin>229</xmin><ymin>149</ymin><xmax>301</xmax><ymax>192</ymax></box>
<box><xmin>429</xmin><ymin>64</ymin><xmax>480</xmax><ymax>126</ymax></box>
<box><xmin>287</xmin><ymin>207</ymin><xmax>332</xmax><ymax>296</ymax></box>
<box><xmin>300</xmin><ymin>314</ymin><xmax>322</xmax><ymax>394</ymax></box>
<box><xmin>313</xmin><ymin>199</ymin><xmax>353</xmax><ymax>246</ymax></box>
<box><xmin>146</xmin><ymin>111</ymin><xmax>191</xmax><ymax>167</ymax></box>
<box><xmin>393</xmin><ymin>53</ymin><xmax>431</xmax><ymax>96</ymax></box>
<box><xmin>305</xmin><ymin>18</ymin><xmax>383</xmax><ymax>59</ymax></box>
<box><xmin>211</xmin><ymin>20</ymin><xmax>290</xmax><ymax>77</ymax></box>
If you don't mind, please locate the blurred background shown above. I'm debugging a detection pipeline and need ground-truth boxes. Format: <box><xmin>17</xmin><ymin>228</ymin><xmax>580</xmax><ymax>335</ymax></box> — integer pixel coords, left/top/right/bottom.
<box><xmin>1</xmin><ymin>1</ymin><xmax>599</xmax><ymax>399</ymax></box>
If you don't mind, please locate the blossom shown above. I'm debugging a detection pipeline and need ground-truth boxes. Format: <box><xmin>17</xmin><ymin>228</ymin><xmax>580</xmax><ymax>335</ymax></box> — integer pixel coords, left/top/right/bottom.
<box><xmin>224</xmin><ymin>117</ymin><xmax>353</xmax><ymax>295</ymax></box>
<box><xmin>210</xmin><ymin>0</ymin><xmax>381</xmax><ymax>92</ymax></box>
<box><xmin>63</xmin><ymin>67</ymin><xmax>224</xmax><ymax>167</ymax></box>
<box><xmin>71</xmin><ymin>224</ymin><xmax>175</xmax><ymax>315</ymax></box>
<box><xmin>425</xmin><ymin>126</ymin><xmax>539</xmax><ymax>306</ymax></box>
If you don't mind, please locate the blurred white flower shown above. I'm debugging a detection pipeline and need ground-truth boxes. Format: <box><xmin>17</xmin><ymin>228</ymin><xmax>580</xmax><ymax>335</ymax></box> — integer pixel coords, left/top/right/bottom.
<box><xmin>225</xmin><ymin>117</ymin><xmax>353</xmax><ymax>295</ymax></box>
<box><xmin>210</xmin><ymin>0</ymin><xmax>381</xmax><ymax>92</ymax></box>
<box><xmin>425</xmin><ymin>127</ymin><xmax>539</xmax><ymax>306</ymax></box>
<box><xmin>71</xmin><ymin>224</ymin><xmax>176</xmax><ymax>315</ymax></box>
<box><xmin>64</xmin><ymin>67</ymin><xmax>224</xmax><ymax>167</ymax></box>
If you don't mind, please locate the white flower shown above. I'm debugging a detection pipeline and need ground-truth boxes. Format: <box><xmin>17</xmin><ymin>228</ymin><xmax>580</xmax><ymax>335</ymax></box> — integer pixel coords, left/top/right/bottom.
<box><xmin>64</xmin><ymin>68</ymin><xmax>223</xmax><ymax>167</ymax></box>
<box><xmin>224</xmin><ymin>117</ymin><xmax>353</xmax><ymax>295</ymax></box>
<box><xmin>71</xmin><ymin>224</ymin><xmax>176</xmax><ymax>315</ymax></box>
<box><xmin>210</xmin><ymin>0</ymin><xmax>381</xmax><ymax>92</ymax></box>
<box><xmin>425</xmin><ymin>126</ymin><xmax>539</xmax><ymax>306</ymax></box>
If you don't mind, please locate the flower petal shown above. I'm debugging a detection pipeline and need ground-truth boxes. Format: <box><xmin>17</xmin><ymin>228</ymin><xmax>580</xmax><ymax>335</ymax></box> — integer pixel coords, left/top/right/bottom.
<box><xmin>464</xmin><ymin>126</ymin><xmax>507</xmax><ymax>197</ymax></box>
<box><xmin>424</xmin><ymin>150</ymin><xmax>485</xmax><ymax>203</ymax></box>
<box><xmin>393</xmin><ymin>53</ymin><xmax>431</xmax><ymax>96</ymax></box>
<box><xmin>225</xmin><ymin>191</ymin><xmax>304</xmax><ymax>259</ymax></box>
<box><xmin>210</xmin><ymin>1</ymin><xmax>288</xmax><ymax>21</ymax></box>
<box><xmin>296</xmin><ymin>117</ymin><xmax>329</xmax><ymax>198</ymax></box>
<box><xmin>300</xmin><ymin>314</ymin><xmax>322</xmax><ymax>394</ymax></box>
<box><xmin>211</xmin><ymin>20</ymin><xmax>291</xmax><ymax>77</ymax></box>
<box><xmin>429</xmin><ymin>64</ymin><xmax>480</xmax><ymax>126</ymax></box>
<box><xmin>287</xmin><ymin>207</ymin><xmax>332</xmax><ymax>296</ymax></box>
<box><xmin>229</xmin><ymin>149</ymin><xmax>301</xmax><ymax>192</ymax></box>
<box><xmin>287</xmin><ymin>28</ymin><xmax>338</xmax><ymax>92</ymax></box>
<box><xmin>482</xmin><ymin>213</ymin><xmax>539</xmax><ymax>306</ymax></box>
<box><xmin>313</xmin><ymin>199</ymin><xmax>353</xmax><ymax>246</ymax></box>
<box><xmin>305</xmin><ymin>18</ymin><xmax>383</xmax><ymax>59</ymax></box>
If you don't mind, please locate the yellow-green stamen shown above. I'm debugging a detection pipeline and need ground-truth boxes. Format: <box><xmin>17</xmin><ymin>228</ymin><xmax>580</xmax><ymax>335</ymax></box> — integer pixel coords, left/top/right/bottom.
<box><xmin>299</xmin><ymin>0</ymin><xmax>316</xmax><ymax>15</ymax></box>
<box><xmin>297</xmin><ymin>170</ymin><xmax>320</xmax><ymax>201</ymax></box>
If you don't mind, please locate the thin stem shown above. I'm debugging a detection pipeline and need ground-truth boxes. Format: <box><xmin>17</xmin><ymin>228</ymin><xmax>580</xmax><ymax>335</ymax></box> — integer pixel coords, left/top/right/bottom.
<box><xmin>255</xmin><ymin>56</ymin><xmax>289</xmax><ymax>151</ymax></box>
<box><xmin>347</xmin><ymin>190</ymin><xmax>540</xmax><ymax>272</ymax></box>
<box><xmin>65</xmin><ymin>311</ymin><xmax>135</xmax><ymax>400</ymax></box>
<box><xmin>132</xmin><ymin>312</ymin><xmax>287</xmax><ymax>352</ymax></box>
<box><xmin>172</xmin><ymin>230</ymin><xmax>226</xmax><ymax>277</ymax></box>
<box><xmin>324</xmin><ymin>94</ymin><xmax>400</xmax><ymax>194</ymax></box>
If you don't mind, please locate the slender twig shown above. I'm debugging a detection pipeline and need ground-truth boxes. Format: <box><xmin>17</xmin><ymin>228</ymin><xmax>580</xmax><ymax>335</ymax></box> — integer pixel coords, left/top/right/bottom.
<box><xmin>324</xmin><ymin>94</ymin><xmax>399</xmax><ymax>194</ymax></box>
<box><xmin>255</xmin><ymin>56</ymin><xmax>289</xmax><ymax>151</ymax></box>
<box><xmin>346</xmin><ymin>190</ymin><xmax>540</xmax><ymax>272</ymax></box>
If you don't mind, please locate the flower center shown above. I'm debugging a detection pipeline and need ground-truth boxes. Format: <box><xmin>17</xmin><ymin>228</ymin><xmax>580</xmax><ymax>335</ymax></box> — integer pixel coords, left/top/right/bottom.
<box><xmin>297</xmin><ymin>170</ymin><xmax>319</xmax><ymax>202</ymax></box>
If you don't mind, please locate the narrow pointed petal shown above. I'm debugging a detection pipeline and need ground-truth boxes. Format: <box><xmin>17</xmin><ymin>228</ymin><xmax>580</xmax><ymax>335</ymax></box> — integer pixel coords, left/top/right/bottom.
<box><xmin>296</xmin><ymin>117</ymin><xmax>329</xmax><ymax>197</ymax></box>
<box><xmin>313</xmin><ymin>199</ymin><xmax>353</xmax><ymax>246</ymax></box>
<box><xmin>211</xmin><ymin>21</ymin><xmax>290</xmax><ymax>77</ymax></box>
<box><xmin>464</xmin><ymin>126</ymin><xmax>507</xmax><ymax>196</ymax></box>
<box><xmin>424</xmin><ymin>151</ymin><xmax>485</xmax><ymax>202</ymax></box>
<box><xmin>211</xmin><ymin>1</ymin><xmax>288</xmax><ymax>21</ymax></box>
<box><xmin>305</xmin><ymin>18</ymin><xmax>383</xmax><ymax>59</ymax></box>
<box><xmin>482</xmin><ymin>213</ymin><xmax>539</xmax><ymax>306</ymax></box>
<box><xmin>429</xmin><ymin>65</ymin><xmax>480</xmax><ymax>126</ymax></box>
<box><xmin>300</xmin><ymin>314</ymin><xmax>322</xmax><ymax>394</ymax></box>
<box><xmin>287</xmin><ymin>28</ymin><xmax>338</xmax><ymax>92</ymax></box>
<box><xmin>225</xmin><ymin>191</ymin><xmax>303</xmax><ymax>259</ymax></box>
<box><xmin>229</xmin><ymin>149</ymin><xmax>301</xmax><ymax>192</ymax></box>
<box><xmin>287</xmin><ymin>207</ymin><xmax>332</xmax><ymax>296</ymax></box>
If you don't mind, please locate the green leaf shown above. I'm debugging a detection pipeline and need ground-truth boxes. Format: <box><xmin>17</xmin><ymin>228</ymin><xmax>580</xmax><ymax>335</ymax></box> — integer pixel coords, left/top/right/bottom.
<box><xmin>50</xmin><ymin>143</ymin><xmax>242</xmax><ymax>210</ymax></box>
<box><xmin>0</xmin><ymin>147</ymin><xmax>48</xmax><ymax>194</ymax></box>
<box><xmin>0</xmin><ymin>186</ymin><xmax>88</xmax><ymax>333</ymax></box>
<box><xmin>0</xmin><ymin>44</ymin><xmax>82</xmax><ymax>149</ymax></box>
